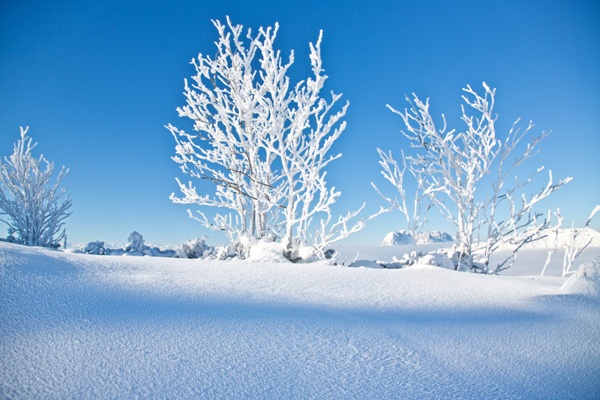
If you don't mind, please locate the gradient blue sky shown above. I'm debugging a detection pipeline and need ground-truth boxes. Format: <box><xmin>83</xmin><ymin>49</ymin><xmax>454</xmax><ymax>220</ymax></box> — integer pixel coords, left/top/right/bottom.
<box><xmin>1</xmin><ymin>0</ymin><xmax>599</xmax><ymax>246</ymax></box>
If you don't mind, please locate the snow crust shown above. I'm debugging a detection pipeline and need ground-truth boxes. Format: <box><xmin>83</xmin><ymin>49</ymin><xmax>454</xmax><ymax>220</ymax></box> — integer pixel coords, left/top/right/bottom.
<box><xmin>1</xmin><ymin>242</ymin><xmax>599</xmax><ymax>399</ymax></box>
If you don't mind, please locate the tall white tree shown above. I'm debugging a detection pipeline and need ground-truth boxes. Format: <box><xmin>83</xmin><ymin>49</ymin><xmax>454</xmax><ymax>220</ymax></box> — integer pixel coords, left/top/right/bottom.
<box><xmin>385</xmin><ymin>83</ymin><xmax>570</xmax><ymax>272</ymax></box>
<box><xmin>167</xmin><ymin>17</ymin><xmax>361</xmax><ymax>260</ymax></box>
<box><xmin>0</xmin><ymin>127</ymin><xmax>72</xmax><ymax>248</ymax></box>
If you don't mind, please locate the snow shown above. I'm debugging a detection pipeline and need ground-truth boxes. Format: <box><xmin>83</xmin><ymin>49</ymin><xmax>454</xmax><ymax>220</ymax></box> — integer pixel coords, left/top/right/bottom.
<box><xmin>562</xmin><ymin>256</ymin><xmax>600</xmax><ymax>297</ymax></box>
<box><xmin>2</xmin><ymin>241</ymin><xmax>600</xmax><ymax>399</ymax></box>
<box><xmin>381</xmin><ymin>230</ymin><xmax>453</xmax><ymax>246</ymax></box>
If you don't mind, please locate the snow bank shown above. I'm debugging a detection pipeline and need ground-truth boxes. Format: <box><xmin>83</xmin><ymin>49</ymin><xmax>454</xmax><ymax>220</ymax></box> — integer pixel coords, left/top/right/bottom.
<box><xmin>245</xmin><ymin>239</ymin><xmax>290</xmax><ymax>263</ymax></box>
<box><xmin>1</xmin><ymin>242</ymin><xmax>599</xmax><ymax>399</ymax></box>
<box><xmin>562</xmin><ymin>256</ymin><xmax>600</xmax><ymax>298</ymax></box>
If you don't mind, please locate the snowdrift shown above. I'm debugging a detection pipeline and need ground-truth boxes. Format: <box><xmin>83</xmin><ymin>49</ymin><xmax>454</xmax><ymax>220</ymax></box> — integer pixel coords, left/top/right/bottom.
<box><xmin>1</xmin><ymin>242</ymin><xmax>600</xmax><ymax>399</ymax></box>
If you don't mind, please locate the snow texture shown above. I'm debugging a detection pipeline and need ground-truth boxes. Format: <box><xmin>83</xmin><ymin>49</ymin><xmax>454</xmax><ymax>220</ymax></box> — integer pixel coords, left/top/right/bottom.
<box><xmin>1</xmin><ymin>242</ymin><xmax>599</xmax><ymax>399</ymax></box>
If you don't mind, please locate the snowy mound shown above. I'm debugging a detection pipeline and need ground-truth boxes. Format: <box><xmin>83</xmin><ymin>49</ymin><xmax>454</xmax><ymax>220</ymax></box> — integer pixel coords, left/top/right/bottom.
<box><xmin>245</xmin><ymin>240</ymin><xmax>290</xmax><ymax>263</ymax></box>
<box><xmin>562</xmin><ymin>256</ymin><xmax>600</xmax><ymax>298</ymax></box>
<box><xmin>2</xmin><ymin>242</ymin><xmax>600</xmax><ymax>399</ymax></box>
<box><xmin>381</xmin><ymin>230</ymin><xmax>453</xmax><ymax>246</ymax></box>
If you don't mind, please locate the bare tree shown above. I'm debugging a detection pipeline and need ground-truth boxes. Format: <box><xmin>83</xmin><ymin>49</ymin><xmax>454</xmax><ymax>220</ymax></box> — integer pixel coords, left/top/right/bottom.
<box><xmin>385</xmin><ymin>83</ymin><xmax>570</xmax><ymax>272</ymax></box>
<box><xmin>0</xmin><ymin>127</ymin><xmax>72</xmax><ymax>248</ymax></box>
<box><xmin>167</xmin><ymin>17</ymin><xmax>361</xmax><ymax>260</ymax></box>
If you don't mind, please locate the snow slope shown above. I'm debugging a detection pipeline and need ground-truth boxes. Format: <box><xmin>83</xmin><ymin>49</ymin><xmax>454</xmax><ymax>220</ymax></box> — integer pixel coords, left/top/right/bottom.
<box><xmin>1</xmin><ymin>242</ymin><xmax>600</xmax><ymax>399</ymax></box>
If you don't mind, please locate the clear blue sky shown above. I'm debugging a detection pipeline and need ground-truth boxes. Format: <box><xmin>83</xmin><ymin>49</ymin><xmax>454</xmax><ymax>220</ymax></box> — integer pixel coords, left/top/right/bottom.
<box><xmin>1</xmin><ymin>0</ymin><xmax>599</xmax><ymax>246</ymax></box>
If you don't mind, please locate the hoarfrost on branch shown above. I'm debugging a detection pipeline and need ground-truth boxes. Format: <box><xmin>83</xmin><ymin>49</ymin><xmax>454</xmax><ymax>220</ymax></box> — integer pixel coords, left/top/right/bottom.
<box><xmin>383</xmin><ymin>83</ymin><xmax>571</xmax><ymax>272</ymax></box>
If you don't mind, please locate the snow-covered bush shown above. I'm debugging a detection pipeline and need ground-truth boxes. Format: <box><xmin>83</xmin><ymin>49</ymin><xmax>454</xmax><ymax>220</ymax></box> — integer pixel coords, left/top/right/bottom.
<box><xmin>390</xmin><ymin>248</ymin><xmax>456</xmax><ymax>270</ymax></box>
<box><xmin>81</xmin><ymin>237</ymin><xmax>177</xmax><ymax>258</ymax></box>
<box><xmin>83</xmin><ymin>241</ymin><xmax>107</xmax><ymax>255</ymax></box>
<box><xmin>177</xmin><ymin>237</ymin><xmax>212</xmax><ymax>259</ymax></box>
<box><xmin>126</xmin><ymin>231</ymin><xmax>145</xmax><ymax>253</ymax></box>
<box><xmin>0</xmin><ymin>127</ymin><xmax>72</xmax><ymax>248</ymax></box>
<box><xmin>420</xmin><ymin>250</ymin><xmax>458</xmax><ymax>270</ymax></box>
<box><xmin>143</xmin><ymin>246</ymin><xmax>177</xmax><ymax>258</ymax></box>
<box><xmin>244</xmin><ymin>238</ymin><xmax>290</xmax><ymax>263</ymax></box>
<box><xmin>561</xmin><ymin>256</ymin><xmax>600</xmax><ymax>298</ymax></box>
<box><xmin>167</xmin><ymin>17</ymin><xmax>363</xmax><ymax>261</ymax></box>
<box><xmin>383</xmin><ymin>83</ymin><xmax>571</xmax><ymax>273</ymax></box>
<box><xmin>214</xmin><ymin>243</ymin><xmax>239</xmax><ymax>261</ymax></box>
<box><xmin>393</xmin><ymin>250</ymin><xmax>423</xmax><ymax>267</ymax></box>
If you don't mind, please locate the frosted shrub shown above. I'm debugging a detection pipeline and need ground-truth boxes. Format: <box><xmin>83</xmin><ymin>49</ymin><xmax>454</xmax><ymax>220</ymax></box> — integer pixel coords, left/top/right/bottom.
<box><xmin>561</xmin><ymin>256</ymin><xmax>600</xmax><ymax>297</ymax></box>
<box><xmin>0</xmin><ymin>127</ymin><xmax>72</xmax><ymax>248</ymax></box>
<box><xmin>384</xmin><ymin>83</ymin><xmax>570</xmax><ymax>273</ymax></box>
<box><xmin>126</xmin><ymin>231</ymin><xmax>145</xmax><ymax>252</ymax></box>
<box><xmin>83</xmin><ymin>241</ymin><xmax>107</xmax><ymax>255</ymax></box>
<box><xmin>178</xmin><ymin>237</ymin><xmax>212</xmax><ymax>259</ymax></box>
<box><xmin>393</xmin><ymin>249</ymin><xmax>455</xmax><ymax>270</ymax></box>
<box><xmin>214</xmin><ymin>243</ymin><xmax>239</xmax><ymax>261</ymax></box>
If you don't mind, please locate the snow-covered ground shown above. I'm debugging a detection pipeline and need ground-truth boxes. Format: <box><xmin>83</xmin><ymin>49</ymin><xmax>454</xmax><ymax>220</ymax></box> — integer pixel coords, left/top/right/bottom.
<box><xmin>1</xmin><ymin>241</ymin><xmax>600</xmax><ymax>399</ymax></box>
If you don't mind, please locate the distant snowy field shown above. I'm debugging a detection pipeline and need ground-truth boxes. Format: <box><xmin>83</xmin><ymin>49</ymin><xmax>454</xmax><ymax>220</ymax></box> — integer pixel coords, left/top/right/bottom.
<box><xmin>1</xmin><ymin>241</ymin><xmax>600</xmax><ymax>399</ymax></box>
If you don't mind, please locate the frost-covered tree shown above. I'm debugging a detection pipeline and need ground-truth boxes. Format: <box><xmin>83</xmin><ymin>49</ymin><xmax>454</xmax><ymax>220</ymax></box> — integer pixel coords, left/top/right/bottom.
<box><xmin>385</xmin><ymin>83</ymin><xmax>571</xmax><ymax>272</ymax></box>
<box><xmin>0</xmin><ymin>127</ymin><xmax>72</xmax><ymax>248</ymax></box>
<box><xmin>167</xmin><ymin>17</ymin><xmax>362</xmax><ymax>260</ymax></box>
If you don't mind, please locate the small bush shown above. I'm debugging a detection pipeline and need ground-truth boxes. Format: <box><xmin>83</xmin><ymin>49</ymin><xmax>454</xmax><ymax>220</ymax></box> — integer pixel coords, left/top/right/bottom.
<box><xmin>126</xmin><ymin>231</ymin><xmax>145</xmax><ymax>253</ymax></box>
<box><xmin>177</xmin><ymin>237</ymin><xmax>212</xmax><ymax>259</ymax></box>
<box><xmin>83</xmin><ymin>241</ymin><xmax>107</xmax><ymax>255</ymax></box>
